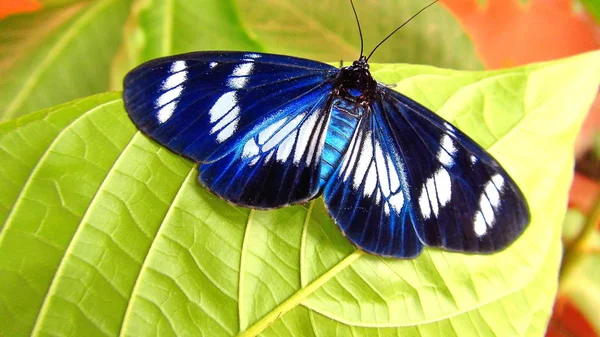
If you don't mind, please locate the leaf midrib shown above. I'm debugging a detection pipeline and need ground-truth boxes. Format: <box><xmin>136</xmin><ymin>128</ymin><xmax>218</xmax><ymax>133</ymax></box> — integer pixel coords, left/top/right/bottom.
<box><xmin>238</xmin><ymin>250</ymin><xmax>364</xmax><ymax>337</ymax></box>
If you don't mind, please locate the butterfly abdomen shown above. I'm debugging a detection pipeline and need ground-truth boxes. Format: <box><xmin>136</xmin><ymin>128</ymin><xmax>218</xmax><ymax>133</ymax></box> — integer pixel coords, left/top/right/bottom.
<box><xmin>319</xmin><ymin>98</ymin><xmax>362</xmax><ymax>188</ymax></box>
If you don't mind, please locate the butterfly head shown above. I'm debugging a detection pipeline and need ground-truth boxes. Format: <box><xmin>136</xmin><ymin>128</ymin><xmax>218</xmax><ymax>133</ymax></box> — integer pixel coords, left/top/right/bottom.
<box><xmin>336</xmin><ymin>56</ymin><xmax>377</xmax><ymax>103</ymax></box>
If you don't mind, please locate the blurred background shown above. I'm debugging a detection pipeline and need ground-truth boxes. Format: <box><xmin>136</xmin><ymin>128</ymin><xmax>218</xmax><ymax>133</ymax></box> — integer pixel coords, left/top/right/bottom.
<box><xmin>1</xmin><ymin>0</ymin><xmax>599</xmax><ymax>336</ymax></box>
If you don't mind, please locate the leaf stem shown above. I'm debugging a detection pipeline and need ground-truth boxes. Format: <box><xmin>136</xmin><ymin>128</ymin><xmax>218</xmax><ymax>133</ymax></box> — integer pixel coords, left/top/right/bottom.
<box><xmin>238</xmin><ymin>250</ymin><xmax>364</xmax><ymax>337</ymax></box>
<box><xmin>559</xmin><ymin>192</ymin><xmax>600</xmax><ymax>289</ymax></box>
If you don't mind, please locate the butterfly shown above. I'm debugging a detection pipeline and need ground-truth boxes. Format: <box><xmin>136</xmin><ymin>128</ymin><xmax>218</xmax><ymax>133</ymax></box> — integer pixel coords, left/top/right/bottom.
<box><xmin>122</xmin><ymin>0</ymin><xmax>529</xmax><ymax>258</ymax></box>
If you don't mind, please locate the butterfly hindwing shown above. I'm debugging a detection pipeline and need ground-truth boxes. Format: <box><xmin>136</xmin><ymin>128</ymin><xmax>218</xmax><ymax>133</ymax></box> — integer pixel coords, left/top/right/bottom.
<box><xmin>377</xmin><ymin>87</ymin><xmax>530</xmax><ymax>253</ymax></box>
<box><xmin>323</xmin><ymin>108</ymin><xmax>424</xmax><ymax>258</ymax></box>
<box><xmin>199</xmin><ymin>89</ymin><xmax>335</xmax><ymax>208</ymax></box>
<box><xmin>123</xmin><ymin>51</ymin><xmax>338</xmax><ymax>163</ymax></box>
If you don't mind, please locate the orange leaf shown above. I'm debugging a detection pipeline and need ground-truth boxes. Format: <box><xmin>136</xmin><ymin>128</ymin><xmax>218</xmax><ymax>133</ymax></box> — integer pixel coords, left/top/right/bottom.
<box><xmin>569</xmin><ymin>173</ymin><xmax>600</xmax><ymax>215</ymax></box>
<box><xmin>440</xmin><ymin>0</ymin><xmax>600</xmax><ymax>69</ymax></box>
<box><xmin>547</xmin><ymin>296</ymin><xmax>599</xmax><ymax>337</ymax></box>
<box><xmin>0</xmin><ymin>0</ymin><xmax>41</xmax><ymax>19</ymax></box>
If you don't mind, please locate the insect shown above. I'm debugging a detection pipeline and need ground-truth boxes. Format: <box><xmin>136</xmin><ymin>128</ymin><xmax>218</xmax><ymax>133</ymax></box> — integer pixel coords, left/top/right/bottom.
<box><xmin>123</xmin><ymin>0</ymin><xmax>530</xmax><ymax>258</ymax></box>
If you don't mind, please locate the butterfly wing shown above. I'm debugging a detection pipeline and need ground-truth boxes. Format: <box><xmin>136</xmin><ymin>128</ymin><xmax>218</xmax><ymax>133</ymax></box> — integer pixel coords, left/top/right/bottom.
<box><xmin>323</xmin><ymin>108</ymin><xmax>424</xmax><ymax>258</ymax></box>
<box><xmin>123</xmin><ymin>51</ymin><xmax>339</xmax><ymax>208</ymax></box>
<box><xmin>378</xmin><ymin>87</ymin><xmax>530</xmax><ymax>253</ymax></box>
<box><xmin>324</xmin><ymin>86</ymin><xmax>529</xmax><ymax>258</ymax></box>
<box><xmin>123</xmin><ymin>51</ymin><xmax>337</xmax><ymax>163</ymax></box>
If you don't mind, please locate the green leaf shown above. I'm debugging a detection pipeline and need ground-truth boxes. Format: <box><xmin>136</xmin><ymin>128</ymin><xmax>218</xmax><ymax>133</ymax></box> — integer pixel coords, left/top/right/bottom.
<box><xmin>109</xmin><ymin>0</ymin><xmax>262</xmax><ymax>89</ymax></box>
<box><xmin>579</xmin><ymin>0</ymin><xmax>600</xmax><ymax>24</ymax></box>
<box><xmin>109</xmin><ymin>0</ymin><xmax>482</xmax><ymax>89</ymax></box>
<box><xmin>36</xmin><ymin>0</ymin><xmax>87</xmax><ymax>8</ymax></box>
<box><xmin>0</xmin><ymin>0</ymin><xmax>131</xmax><ymax>121</ymax></box>
<box><xmin>1</xmin><ymin>52</ymin><xmax>599</xmax><ymax>337</ymax></box>
<box><xmin>235</xmin><ymin>0</ymin><xmax>483</xmax><ymax>67</ymax></box>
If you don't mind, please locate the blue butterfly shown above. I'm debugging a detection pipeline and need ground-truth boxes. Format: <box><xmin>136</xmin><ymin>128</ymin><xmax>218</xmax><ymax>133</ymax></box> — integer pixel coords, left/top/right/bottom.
<box><xmin>122</xmin><ymin>0</ymin><xmax>529</xmax><ymax>258</ymax></box>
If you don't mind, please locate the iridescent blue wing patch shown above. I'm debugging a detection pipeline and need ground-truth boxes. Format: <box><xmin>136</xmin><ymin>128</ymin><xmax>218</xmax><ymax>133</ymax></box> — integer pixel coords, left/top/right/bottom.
<box><xmin>123</xmin><ymin>52</ymin><xmax>339</xmax><ymax>208</ymax></box>
<box><xmin>199</xmin><ymin>87</ymin><xmax>335</xmax><ymax>208</ymax></box>
<box><xmin>376</xmin><ymin>87</ymin><xmax>530</xmax><ymax>253</ymax></box>
<box><xmin>324</xmin><ymin>109</ymin><xmax>423</xmax><ymax>258</ymax></box>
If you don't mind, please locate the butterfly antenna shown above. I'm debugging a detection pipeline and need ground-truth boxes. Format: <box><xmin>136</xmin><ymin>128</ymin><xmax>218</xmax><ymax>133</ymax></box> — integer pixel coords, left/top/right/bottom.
<box><xmin>366</xmin><ymin>0</ymin><xmax>439</xmax><ymax>61</ymax></box>
<box><xmin>350</xmin><ymin>0</ymin><xmax>364</xmax><ymax>58</ymax></box>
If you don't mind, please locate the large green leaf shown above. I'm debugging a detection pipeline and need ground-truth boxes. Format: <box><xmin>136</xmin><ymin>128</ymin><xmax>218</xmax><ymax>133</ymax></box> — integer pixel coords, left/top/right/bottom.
<box><xmin>0</xmin><ymin>0</ymin><xmax>131</xmax><ymax>121</ymax></box>
<box><xmin>109</xmin><ymin>0</ymin><xmax>482</xmax><ymax>89</ymax></box>
<box><xmin>1</xmin><ymin>52</ymin><xmax>599</xmax><ymax>337</ymax></box>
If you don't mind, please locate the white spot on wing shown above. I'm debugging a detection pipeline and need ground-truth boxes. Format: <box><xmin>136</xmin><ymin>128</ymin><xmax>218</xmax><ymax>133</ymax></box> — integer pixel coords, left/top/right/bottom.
<box><xmin>171</xmin><ymin>60</ymin><xmax>186</xmax><ymax>72</ymax></box>
<box><xmin>242</xmin><ymin>138</ymin><xmax>260</xmax><ymax>159</ymax></box>
<box><xmin>341</xmin><ymin>128</ymin><xmax>361</xmax><ymax>181</ymax></box>
<box><xmin>258</xmin><ymin>119</ymin><xmax>287</xmax><ymax>145</ymax></box>
<box><xmin>305</xmin><ymin>115</ymin><xmax>325</xmax><ymax>166</ymax></box>
<box><xmin>156</xmin><ymin>86</ymin><xmax>183</xmax><ymax>108</ymax></box>
<box><xmin>387</xmin><ymin>155</ymin><xmax>400</xmax><ymax>191</ymax></box>
<box><xmin>435</xmin><ymin>168</ymin><xmax>452</xmax><ymax>206</ymax></box>
<box><xmin>216</xmin><ymin>118</ymin><xmax>239</xmax><ymax>142</ymax></box>
<box><xmin>389</xmin><ymin>193</ymin><xmax>404</xmax><ymax>213</ymax></box>
<box><xmin>353</xmin><ymin>131</ymin><xmax>373</xmax><ymax>189</ymax></box>
<box><xmin>211</xmin><ymin>104</ymin><xmax>240</xmax><ymax>134</ymax></box>
<box><xmin>492</xmin><ymin>174</ymin><xmax>505</xmax><ymax>189</ymax></box>
<box><xmin>209</xmin><ymin>91</ymin><xmax>237</xmax><ymax>123</ymax></box>
<box><xmin>437</xmin><ymin>135</ymin><xmax>457</xmax><ymax>166</ymax></box>
<box><xmin>418</xmin><ymin>168</ymin><xmax>452</xmax><ymax>219</ymax></box>
<box><xmin>473</xmin><ymin>174</ymin><xmax>506</xmax><ymax>237</ymax></box>
<box><xmin>474</xmin><ymin>212</ymin><xmax>487</xmax><ymax>236</ymax></box>
<box><xmin>162</xmin><ymin>71</ymin><xmax>187</xmax><ymax>90</ymax></box>
<box><xmin>276</xmin><ymin>130</ymin><xmax>297</xmax><ymax>162</ymax></box>
<box><xmin>419</xmin><ymin>188</ymin><xmax>432</xmax><ymax>220</ymax></box>
<box><xmin>208</xmin><ymin>91</ymin><xmax>240</xmax><ymax>142</ymax></box>
<box><xmin>374</xmin><ymin>141</ymin><xmax>390</xmax><ymax>197</ymax></box>
<box><xmin>228</xmin><ymin>62</ymin><xmax>254</xmax><ymax>89</ymax></box>
<box><xmin>294</xmin><ymin>112</ymin><xmax>318</xmax><ymax>164</ymax></box>
<box><xmin>157</xmin><ymin>101</ymin><xmax>177</xmax><ymax>123</ymax></box>
<box><xmin>156</xmin><ymin>62</ymin><xmax>188</xmax><ymax>123</ymax></box>
<box><xmin>363</xmin><ymin>163</ymin><xmax>377</xmax><ymax>197</ymax></box>
<box><xmin>263</xmin><ymin>114</ymin><xmax>305</xmax><ymax>152</ymax></box>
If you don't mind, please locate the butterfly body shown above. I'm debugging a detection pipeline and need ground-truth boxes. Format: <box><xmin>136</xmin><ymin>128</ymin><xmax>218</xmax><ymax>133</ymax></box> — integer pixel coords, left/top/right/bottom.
<box><xmin>123</xmin><ymin>51</ymin><xmax>530</xmax><ymax>258</ymax></box>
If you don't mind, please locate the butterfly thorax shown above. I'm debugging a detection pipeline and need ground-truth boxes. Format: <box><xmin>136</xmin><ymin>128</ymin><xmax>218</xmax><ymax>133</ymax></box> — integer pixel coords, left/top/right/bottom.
<box><xmin>335</xmin><ymin>56</ymin><xmax>377</xmax><ymax>104</ymax></box>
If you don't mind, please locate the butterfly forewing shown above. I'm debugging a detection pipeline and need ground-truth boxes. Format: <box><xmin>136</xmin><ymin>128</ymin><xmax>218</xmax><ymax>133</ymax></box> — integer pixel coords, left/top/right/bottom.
<box><xmin>123</xmin><ymin>51</ymin><xmax>338</xmax><ymax>163</ymax></box>
<box><xmin>377</xmin><ymin>87</ymin><xmax>530</xmax><ymax>253</ymax></box>
<box><xmin>124</xmin><ymin>52</ymin><xmax>342</xmax><ymax>208</ymax></box>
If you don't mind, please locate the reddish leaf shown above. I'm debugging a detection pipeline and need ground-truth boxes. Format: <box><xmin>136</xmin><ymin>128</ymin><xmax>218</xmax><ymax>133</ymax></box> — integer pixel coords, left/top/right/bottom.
<box><xmin>440</xmin><ymin>0</ymin><xmax>600</xmax><ymax>69</ymax></box>
<box><xmin>548</xmin><ymin>296</ymin><xmax>599</xmax><ymax>337</ymax></box>
<box><xmin>570</xmin><ymin>173</ymin><xmax>600</xmax><ymax>215</ymax></box>
<box><xmin>0</xmin><ymin>0</ymin><xmax>41</xmax><ymax>19</ymax></box>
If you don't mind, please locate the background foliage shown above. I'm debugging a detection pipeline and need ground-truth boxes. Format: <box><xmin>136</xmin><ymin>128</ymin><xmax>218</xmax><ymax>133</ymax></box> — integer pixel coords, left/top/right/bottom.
<box><xmin>0</xmin><ymin>0</ymin><xmax>599</xmax><ymax>336</ymax></box>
